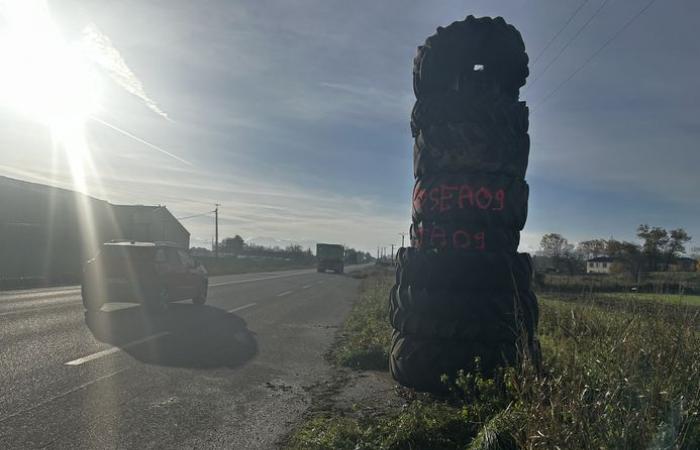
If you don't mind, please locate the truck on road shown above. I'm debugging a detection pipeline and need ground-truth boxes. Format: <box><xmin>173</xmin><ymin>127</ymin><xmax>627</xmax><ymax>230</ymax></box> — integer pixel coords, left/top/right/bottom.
<box><xmin>316</xmin><ymin>243</ymin><xmax>344</xmax><ymax>274</ymax></box>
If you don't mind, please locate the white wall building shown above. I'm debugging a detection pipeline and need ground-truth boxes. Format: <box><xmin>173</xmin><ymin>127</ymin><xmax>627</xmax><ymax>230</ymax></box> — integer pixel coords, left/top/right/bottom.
<box><xmin>587</xmin><ymin>256</ymin><xmax>614</xmax><ymax>274</ymax></box>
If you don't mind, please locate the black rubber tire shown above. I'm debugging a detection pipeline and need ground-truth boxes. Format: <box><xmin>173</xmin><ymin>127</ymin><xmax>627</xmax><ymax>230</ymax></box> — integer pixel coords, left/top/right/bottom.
<box><xmin>146</xmin><ymin>286</ymin><xmax>169</xmax><ymax>314</ymax></box>
<box><xmin>410</xmin><ymin>90</ymin><xmax>528</xmax><ymax>138</ymax></box>
<box><xmin>394</xmin><ymin>247</ymin><xmax>532</xmax><ymax>292</ymax></box>
<box><xmin>81</xmin><ymin>282</ymin><xmax>103</xmax><ymax>312</ymax></box>
<box><xmin>193</xmin><ymin>281</ymin><xmax>207</xmax><ymax>305</ymax></box>
<box><xmin>409</xmin><ymin>221</ymin><xmax>519</xmax><ymax>252</ymax></box>
<box><xmin>390</xmin><ymin>329</ymin><xmax>519</xmax><ymax>392</ymax></box>
<box><xmin>413</xmin><ymin>124</ymin><xmax>529</xmax><ymax>179</ymax></box>
<box><xmin>412</xmin><ymin>173</ymin><xmax>528</xmax><ymax>229</ymax></box>
<box><xmin>389</xmin><ymin>289</ymin><xmax>533</xmax><ymax>342</ymax></box>
<box><xmin>413</xmin><ymin>15</ymin><xmax>528</xmax><ymax>100</ymax></box>
<box><xmin>389</xmin><ymin>285</ymin><xmax>538</xmax><ymax>341</ymax></box>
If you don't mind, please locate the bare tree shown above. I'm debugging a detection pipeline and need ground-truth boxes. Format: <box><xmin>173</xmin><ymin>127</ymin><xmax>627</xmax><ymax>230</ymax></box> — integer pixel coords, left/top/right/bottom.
<box><xmin>540</xmin><ymin>233</ymin><xmax>577</xmax><ymax>274</ymax></box>
<box><xmin>540</xmin><ymin>233</ymin><xmax>574</xmax><ymax>258</ymax></box>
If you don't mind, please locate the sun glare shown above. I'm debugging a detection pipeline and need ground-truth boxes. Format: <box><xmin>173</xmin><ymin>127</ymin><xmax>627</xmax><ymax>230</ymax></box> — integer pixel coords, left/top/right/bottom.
<box><xmin>0</xmin><ymin>0</ymin><xmax>100</xmax><ymax>170</ymax></box>
<box><xmin>0</xmin><ymin>0</ymin><xmax>105</xmax><ymax>264</ymax></box>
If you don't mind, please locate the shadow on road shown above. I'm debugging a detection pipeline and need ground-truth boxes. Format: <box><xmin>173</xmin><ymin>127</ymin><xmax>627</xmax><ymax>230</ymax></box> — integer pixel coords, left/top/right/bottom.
<box><xmin>84</xmin><ymin>303</ymin><xmax>258</xmax><ymax>369</ymax></box>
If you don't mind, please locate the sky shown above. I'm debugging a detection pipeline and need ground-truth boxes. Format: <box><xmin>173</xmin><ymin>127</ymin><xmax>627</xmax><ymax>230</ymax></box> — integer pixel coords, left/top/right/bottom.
<box><xmin>0</xmin><ymin>0</ymin><xmax>698</xmax><ymax>254</ymax></box>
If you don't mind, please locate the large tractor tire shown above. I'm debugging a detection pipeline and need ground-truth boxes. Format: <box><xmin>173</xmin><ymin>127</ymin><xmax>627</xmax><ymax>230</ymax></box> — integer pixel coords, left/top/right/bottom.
<box><xmin>413</xmin><ymin>15</ymin><xmax>529</xmax><ymax>101</ymax></box>
<box><xmin>389</xmin><ymin>289</ymin><xmax>533</xmax><ymax>342</ymax></box>
<box><xmin>410</xmin><ymin>90</ymin><xmax>528</xmax><ymax>138</ymax></box>
<box><xmin>412</xmin><ymin>173</ymin><xmax>528</xmax><ymax>229</ymax></box>
<box><xmin>390</xmin><ymin>329</ymin><xmax>519</xmax><ymax>392</ymax></box>
<box><xmin>413</xmin><ymin>123</ymin><xmax>529</xmax><ymax>179</ymax></box>
<box><xmin>394</xmin><ymin>248</ymin><xmax>533</xmax><ymax>292</ymax></box>
<box><xmin>410</xmin><ymin>221</ymin><xmax>520</xmax><ymax>252</ymax></box>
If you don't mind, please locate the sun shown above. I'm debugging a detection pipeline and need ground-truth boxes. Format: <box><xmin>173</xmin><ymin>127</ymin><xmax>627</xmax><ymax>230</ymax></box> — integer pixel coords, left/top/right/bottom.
<box><xmin>0</xmin><ymin>0</ymin><xmax>101</xmax><ymax>182</ymax></box>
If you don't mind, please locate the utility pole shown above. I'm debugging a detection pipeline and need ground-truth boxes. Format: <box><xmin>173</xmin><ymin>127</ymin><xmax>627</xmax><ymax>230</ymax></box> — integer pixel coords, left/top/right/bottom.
<box><xmin>214</xmin><ymin>203</ymin><xmax>220</xmax><ymax>258</ymax></box>
<box><xmin>399</xmin><ymin>232</ymin><xmax>406</xmax><ymax>248</ymax></box>
<box><xmin>391</xmin><ymin>244</ymin><xmax>394</xmax><ymax>260</ymax></box>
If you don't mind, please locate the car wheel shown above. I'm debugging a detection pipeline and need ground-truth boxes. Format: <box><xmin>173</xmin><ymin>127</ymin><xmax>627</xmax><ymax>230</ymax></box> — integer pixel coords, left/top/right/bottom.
<box><xmin>81</xmin><ymin>283</ymin><xmax>103</xmax><ymax>312</ymax></box>
<box><xmin>193</xmin><ymin>281</ymin><xmax>207</xmax><ymax>305</ymax></box>
<box><xmin>146</xmin><ymin>286</ymin><xmax>169</xmax><ymax>314</ymax></box>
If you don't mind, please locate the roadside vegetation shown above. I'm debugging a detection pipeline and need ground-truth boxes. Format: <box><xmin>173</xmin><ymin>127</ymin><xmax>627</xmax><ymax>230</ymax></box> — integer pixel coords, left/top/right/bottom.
<box><xmin>329</xmin><ymin>268</ymin><xmax>394</xmax><ymax>371</ymax></box>
<box><xmin>538</xmin><ymin>272</ymin><xmax>700</xmax><ymax>295</ymax></box>
<box><xmin>288</xmin><ymin>270</ymin><xmax>700</xmax><ymax>450</ymax></box>
<box><xmin>192</xmin><ymin>236</ymin><xmax>373</xmax><ymax>276</ymax></box>
<box><xmin>194</xmin><ymin>256</ymin><xmax>316</xmax><ymax>276</ymax></box>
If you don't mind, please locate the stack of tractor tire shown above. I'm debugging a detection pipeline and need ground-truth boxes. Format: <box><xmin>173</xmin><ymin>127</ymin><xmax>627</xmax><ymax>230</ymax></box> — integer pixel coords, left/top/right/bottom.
<box><xmin>389</xmin><ymin>15</ymin><xmax>540</xmax><ymax>393</ymax></box>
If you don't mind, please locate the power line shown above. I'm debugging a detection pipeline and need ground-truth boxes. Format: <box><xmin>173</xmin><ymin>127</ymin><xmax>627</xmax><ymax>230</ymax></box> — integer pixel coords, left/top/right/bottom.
<box><xmin>176</xmin><ymin>210</ymin><xmax>215</xmax><ymax>220</ymax></box>
<box><xmin>527</xmin><ymin>0</ymin><xmax>611</xmax><ymax>91</ymax></box>
<box><xmin>530</xmin><ymin>0</ymin><xmax>591</xmax><ymax>66</ymax></box>
<box><xmin>533</xmin><ymin>0</ymin><xmax>659</xmax><ymax>111</ymax></box>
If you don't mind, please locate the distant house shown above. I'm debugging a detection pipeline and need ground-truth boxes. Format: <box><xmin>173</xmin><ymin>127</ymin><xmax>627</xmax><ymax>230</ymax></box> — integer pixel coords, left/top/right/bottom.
<box><xmin>587</xmin><ymin>256</ymin><xmax>614</xmax><ymax>274</ymax></box>
<box><xmin>669</xmin><ymin>256</ymin><xmax>698</xmax><ymax>272</ymax></box>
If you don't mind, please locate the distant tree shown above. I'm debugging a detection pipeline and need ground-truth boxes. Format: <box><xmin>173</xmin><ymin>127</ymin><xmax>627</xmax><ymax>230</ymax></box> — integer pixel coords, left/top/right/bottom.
<box><xmin>663</xmin><ymin>228</ymin><xmax>692</xmax><ymax>270</ymax></box>
<box><xmin>221</xmin><ymin>235</ymin><xmax>245</xmax><ymax>254</ymax></box>
<box><xmin>540</xmin><ymin>233</ymin><xmax>577</xmax><ymax>274</ymax></box>
<box><xmin>344</xmin><ymin>248</ymin><xmax>359</xmax><ymax>264</ymax></box>
<box><xmin>540</xmin><ymin>233</ymin><xmax>574</xmax><ymax>258</ymax></box>
<box><xmin>284</xmin><ymin>244</ymin><xmax>305</xmax><ymax>261</ymax></box>
<box><xmin>607</xmin><ymin>239</ymin><xmax>644</xmax><ymax>280</ymax></box>
<box><xmin>576</xmin><ymin>239</ymin><xmax>607</xmax><ymax>259</ymax></box>
<box><xmin>285</xmin><ymin>244</ymin><xmax>303</xmax><ymax>254</ymax></box>
<box><xmin>637</xmin><ymin>225</ymin><xmax>669</xmax><ymax>271</ymax></box>
<box><xmin>189</xmin><ymin>246</ymin><xmax>211</xmax><ymax>256</ymax></box>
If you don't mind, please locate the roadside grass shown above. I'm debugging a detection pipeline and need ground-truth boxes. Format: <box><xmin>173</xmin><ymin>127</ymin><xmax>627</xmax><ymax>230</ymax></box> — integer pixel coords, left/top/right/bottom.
<box><xmin>541</xmin><ymin>272</ymin><xmax>700</xmax><ymax>295</ymax></box>
<box><xmin>600</xmin><ymin>292</ymin><xmax>700</xmax><ymax>306</ymax></box>
<box><xmin>329</xmin><ymin>268</ymin><xmax>394</xmax><ymax>370</ymax></box>
<box><xmin>288</xmin><ymin>271</ymin><xmax>700</xmax><ymax>450</ymax></box>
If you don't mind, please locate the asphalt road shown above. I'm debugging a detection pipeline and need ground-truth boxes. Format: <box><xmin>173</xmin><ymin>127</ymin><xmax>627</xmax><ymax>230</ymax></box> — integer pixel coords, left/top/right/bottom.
<box><xmin>0</xmin><ymin>266</ymin><xmax>367</xmax><ymax>449</ymax></box>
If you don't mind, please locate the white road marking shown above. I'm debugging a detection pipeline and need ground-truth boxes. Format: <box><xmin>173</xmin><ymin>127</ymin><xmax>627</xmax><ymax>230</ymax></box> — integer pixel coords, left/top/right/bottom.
<box><xmin>65</xmin><ymin>332</ymin><xmax>170</xmax><ymax>366</ymax></box>
<box><xmin>316</xmin><ymin>281</ymin><xmax>324</xmax><ymax>285</ymax></box>
<box><xmin>227</xmin><ymin>302</ymin><xmax>256</xmax><ymax>313</ymax></box>
<box><xmin>276</xmin><ymin>290</ymin><xmax>293</xmax><ymax>297</ymax></box>
<box><xmin>210</xmin><ymin>270</ymin><xmax>312</xmax><ymax>287</ymax></box>
<box><xmin>0</xmin><ymin>368</ymin><xmax>128</xmax><ymax>423</ymax></box>
<box><xmin>302</xmin><ymin>284</ymin><xmax>312</xmax><ymax>289</ymax></box>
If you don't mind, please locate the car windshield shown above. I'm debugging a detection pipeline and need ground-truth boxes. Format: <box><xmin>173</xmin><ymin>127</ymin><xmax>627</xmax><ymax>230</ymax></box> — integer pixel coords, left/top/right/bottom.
<box><xmin>1</xmin><ymin>2</ymin><xmax>698</xmax><ymax>449</ymax></box>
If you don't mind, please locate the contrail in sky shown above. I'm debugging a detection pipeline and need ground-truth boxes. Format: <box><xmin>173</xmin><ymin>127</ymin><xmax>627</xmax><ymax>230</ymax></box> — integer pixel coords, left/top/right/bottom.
<box><xmin>90</xmin><ymin>116</ymin><xmax>192</xmax><ymax>166</ymax></box>
<box><xmin>82</xmin><ymin>23</ymin><xmax>171</xmax><ymax>120</ymax></box>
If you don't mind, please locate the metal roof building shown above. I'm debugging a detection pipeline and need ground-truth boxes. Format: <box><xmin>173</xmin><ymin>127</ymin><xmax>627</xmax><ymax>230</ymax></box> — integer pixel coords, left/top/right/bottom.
<box><xmin>0</xmin><ymin>176</ymin><xmax>189</xmax><ymax>285</ymax></box>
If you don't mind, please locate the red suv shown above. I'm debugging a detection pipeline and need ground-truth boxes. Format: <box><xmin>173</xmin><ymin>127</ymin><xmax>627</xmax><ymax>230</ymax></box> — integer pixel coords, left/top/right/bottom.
<box><xmin>81</xmin><ymin>241</ymin><xmax>208</xmax><ymax>312</ymax></box>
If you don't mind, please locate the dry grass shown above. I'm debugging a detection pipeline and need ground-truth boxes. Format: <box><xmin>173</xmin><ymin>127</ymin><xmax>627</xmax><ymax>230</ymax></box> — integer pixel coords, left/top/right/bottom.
<box><xmin>288</xmin><ymin>271</ymin><xmax>700</xmax><ymax>449</ymax></box>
